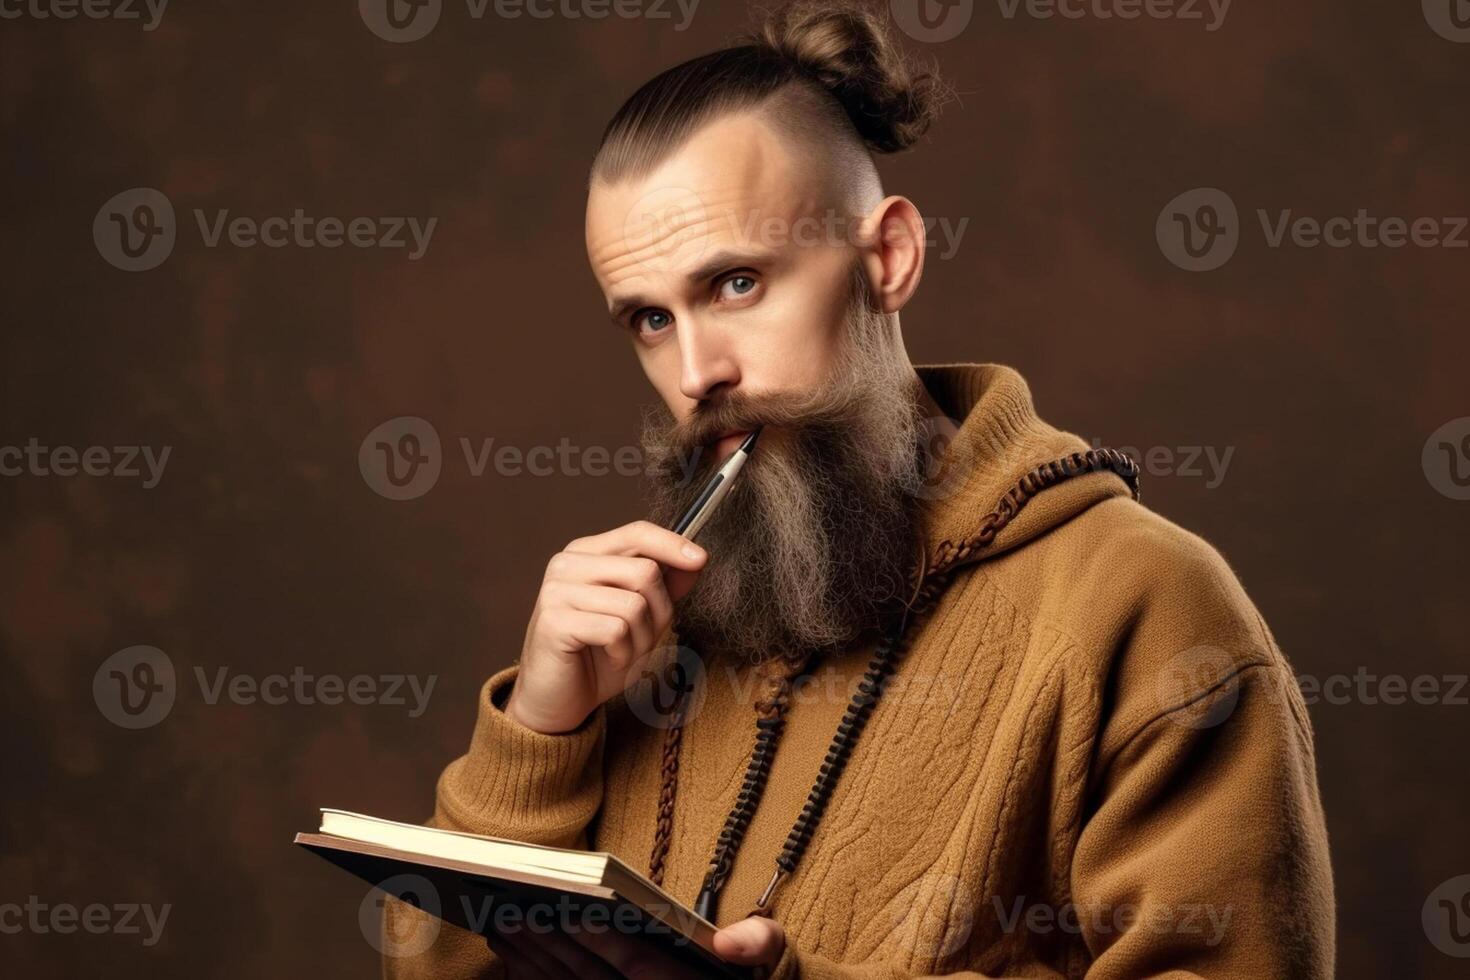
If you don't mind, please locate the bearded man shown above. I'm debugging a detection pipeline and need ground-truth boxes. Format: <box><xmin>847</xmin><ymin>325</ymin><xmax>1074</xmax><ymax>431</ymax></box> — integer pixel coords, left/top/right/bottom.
<box><xmin>383</xmin><ymin>3</ymin><xmax>1335</xmax><ymax>978</ymax></box>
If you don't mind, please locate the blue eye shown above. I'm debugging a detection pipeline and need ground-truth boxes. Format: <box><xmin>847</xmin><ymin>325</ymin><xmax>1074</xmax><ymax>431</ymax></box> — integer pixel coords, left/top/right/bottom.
<box><xmin>636</xmin><ymin>310</ymin><xmax>672</xmax><ymax>334</ymax></box>
<box><xmin>721</xmin><ymin>275</ymin><xmax>757</xmax><ymax>299</ymax></box>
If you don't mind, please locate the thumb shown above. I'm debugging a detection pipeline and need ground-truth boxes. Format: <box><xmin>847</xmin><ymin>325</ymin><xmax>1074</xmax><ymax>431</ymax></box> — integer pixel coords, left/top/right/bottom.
<box><xmin>664</xmin><ymin>563</ymin><xmax>703</xmax><ymax>602</ymax></box>
<box><xmin>711</xmin><ymin>915</ymin><xmax>785</xmax><ymax>966</ymax></box>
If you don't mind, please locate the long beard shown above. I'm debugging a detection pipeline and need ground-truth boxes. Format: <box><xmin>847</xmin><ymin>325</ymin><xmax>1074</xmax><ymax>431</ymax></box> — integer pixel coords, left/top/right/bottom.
<box><xmin>640</xmin><ymin>270</ymin><xmax>925</xmax><ymax>667</ymax></box>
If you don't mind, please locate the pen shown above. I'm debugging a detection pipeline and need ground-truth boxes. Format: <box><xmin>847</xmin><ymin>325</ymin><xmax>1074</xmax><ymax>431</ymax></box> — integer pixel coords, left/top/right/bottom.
<box><xmin>672</xmin><ymin>429</ymin><xmax>762</xmax><ymax>540</ymax></box>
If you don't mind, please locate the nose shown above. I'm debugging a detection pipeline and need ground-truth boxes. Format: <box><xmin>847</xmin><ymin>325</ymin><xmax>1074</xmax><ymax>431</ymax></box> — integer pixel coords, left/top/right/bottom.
<box><xmin>677</xmin><ymin>318</ymin><xmax>740</xmax><ymax>402</ymax></box>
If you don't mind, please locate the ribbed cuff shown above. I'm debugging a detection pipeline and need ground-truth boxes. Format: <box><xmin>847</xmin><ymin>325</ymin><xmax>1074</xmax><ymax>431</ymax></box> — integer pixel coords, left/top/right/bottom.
<box><xmin>436</xmin><ymin>665</ymin><xmax>605</xmax><ymax>847</ymax></box>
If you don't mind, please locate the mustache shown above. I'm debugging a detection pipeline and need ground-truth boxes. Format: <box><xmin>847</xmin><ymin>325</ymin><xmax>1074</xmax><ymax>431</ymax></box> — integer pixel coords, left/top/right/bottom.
<box><xmin>660</xmin><ymin>388</ymin><xmax>855</xmax><ymax>454</ymax></box>
<box><xmin>642</xmin><ymin>388</ymin><xmax>851</xmax><ymax>490</ymax></box>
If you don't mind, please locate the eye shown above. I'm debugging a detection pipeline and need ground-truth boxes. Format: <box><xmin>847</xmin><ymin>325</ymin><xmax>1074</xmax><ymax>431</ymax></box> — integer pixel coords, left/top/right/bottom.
<box><xmin>717</xmin><ymin>274</ymin><xmax>759</xmax><ymax>301</ymax></box>
<box><xmin>633</xmin><ymin>309</ymin><xmax>673</xmax><ymax>336</ymax></box>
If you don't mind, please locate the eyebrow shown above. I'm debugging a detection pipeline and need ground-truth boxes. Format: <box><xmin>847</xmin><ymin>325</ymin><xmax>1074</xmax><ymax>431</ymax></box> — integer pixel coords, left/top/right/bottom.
<box><xmin>606</xmin><ymin>248</ymin><xmax>773</xmax><ymax>323</ymax></box>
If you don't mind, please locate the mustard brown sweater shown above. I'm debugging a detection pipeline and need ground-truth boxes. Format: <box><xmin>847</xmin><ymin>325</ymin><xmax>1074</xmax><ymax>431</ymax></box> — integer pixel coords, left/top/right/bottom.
<box><xmin>383</xmin><ymin>363</ymin><xmax>1335</xmax><ymax>979</ymax></box>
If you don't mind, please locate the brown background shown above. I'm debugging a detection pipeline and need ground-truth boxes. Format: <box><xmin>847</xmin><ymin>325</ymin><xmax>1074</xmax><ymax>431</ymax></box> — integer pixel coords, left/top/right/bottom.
<box><xmin>2</xmin><ymin>1</ymin><xmax>1467</xmax><ymax>976</ymax></box>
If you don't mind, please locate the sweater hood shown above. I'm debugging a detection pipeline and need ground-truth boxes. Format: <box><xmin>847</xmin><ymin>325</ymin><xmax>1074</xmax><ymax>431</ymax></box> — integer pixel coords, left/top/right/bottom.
<box><xmin>913</xmin><ymin>363</ymin><xmax>1139</xmax><ymax>580</ymax></box>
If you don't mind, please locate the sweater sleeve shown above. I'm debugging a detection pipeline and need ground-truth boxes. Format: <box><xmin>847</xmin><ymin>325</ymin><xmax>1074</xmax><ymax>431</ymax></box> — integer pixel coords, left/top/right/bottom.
<box><xmin>1056</xmin><ymin>528</ymin><xmax>1336</xmax><ymax>980</ymax></box>
<box><xmin>381</xmin><ymin>665</ymin><xmax>607</xmax><ymax>980</ymax></box>
<box><xmin>1065</xmin><ymin>657</ymin><xmax>1335</xmax><ymax>979</ymax></box>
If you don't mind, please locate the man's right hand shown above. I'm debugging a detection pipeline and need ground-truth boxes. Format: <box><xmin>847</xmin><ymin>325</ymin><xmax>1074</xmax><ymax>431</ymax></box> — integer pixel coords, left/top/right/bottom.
<box><xmin>505</xmin><ymin>521</ymin><xmax>708</xmax><ymax>734</ymax></box>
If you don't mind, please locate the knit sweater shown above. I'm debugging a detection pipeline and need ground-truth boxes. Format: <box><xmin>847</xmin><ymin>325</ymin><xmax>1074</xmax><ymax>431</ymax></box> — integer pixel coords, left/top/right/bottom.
<box><xmin>382</xmin><ymin>363</ymin><xmax>1335</xmax><ymax>979</ymax></box>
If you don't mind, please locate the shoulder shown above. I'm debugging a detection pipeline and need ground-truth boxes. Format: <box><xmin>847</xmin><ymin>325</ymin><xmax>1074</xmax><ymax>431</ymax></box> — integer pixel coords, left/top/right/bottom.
<box><xmin>1006</xmin><ymin>496</ymin><xmax>1305</xmax><ymax>743</ymax></box>
<box><xmin>1067</xmin><ymin>497</ymin><xmax>1310</xmax><ymax>747</ymax></box>
<box><xmin>1045</xmin><ymin>494</ymin><xmax>1264</xmax><ymax>633</ymax></box>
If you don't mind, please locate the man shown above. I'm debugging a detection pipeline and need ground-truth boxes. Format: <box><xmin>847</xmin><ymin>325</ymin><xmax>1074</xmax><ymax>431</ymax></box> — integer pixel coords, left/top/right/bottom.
<box><xmin>384</xmin><ymin>2</ymin><xmax>1335</xmax><ymax>977</ymax></box>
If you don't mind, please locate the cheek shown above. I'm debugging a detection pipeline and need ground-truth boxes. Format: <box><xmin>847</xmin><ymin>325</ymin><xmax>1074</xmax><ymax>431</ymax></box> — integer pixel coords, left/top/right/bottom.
<box><xmin>744</xmin><ymin>269</ymin><xmax>851</xmax><ymax>388</ymax></box>
<box><xmin>634</xmin><ymin>342</ymin><xmax>691</xmax><ymax>415</ymax></box>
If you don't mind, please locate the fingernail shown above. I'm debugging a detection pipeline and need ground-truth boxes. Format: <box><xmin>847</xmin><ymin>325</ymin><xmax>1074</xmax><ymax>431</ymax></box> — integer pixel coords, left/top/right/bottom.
<box><xmin>682</xmin><ymin>542</ymin><xmax>705</xmax><ymax>561</ymax></box>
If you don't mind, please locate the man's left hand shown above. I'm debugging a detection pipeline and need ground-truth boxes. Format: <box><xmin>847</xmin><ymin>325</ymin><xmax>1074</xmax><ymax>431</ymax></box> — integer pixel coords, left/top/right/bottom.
<box><xmin>484</xmin><ymin>912</ymin><xmax>786</xmax><ymax>978</ymax></box>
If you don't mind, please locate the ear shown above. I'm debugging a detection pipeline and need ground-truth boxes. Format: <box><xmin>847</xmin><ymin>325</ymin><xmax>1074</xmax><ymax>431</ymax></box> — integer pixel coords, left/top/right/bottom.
<box><xmin>855</xmin><ymin>195</ymin><xmax>926</xmax><ymax>314</ymax></box>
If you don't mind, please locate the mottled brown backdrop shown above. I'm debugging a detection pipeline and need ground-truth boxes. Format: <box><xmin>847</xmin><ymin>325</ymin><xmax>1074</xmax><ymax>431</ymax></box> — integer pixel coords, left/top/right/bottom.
<box><xmin>2</xmin><ymin>0</ymin><xmax>1468</xmax><ymax>976</ymax></box>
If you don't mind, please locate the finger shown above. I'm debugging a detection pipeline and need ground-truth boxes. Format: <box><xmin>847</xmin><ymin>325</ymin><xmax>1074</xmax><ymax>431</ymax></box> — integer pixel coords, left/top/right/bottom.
<box><xmin>663</xmin><ymin>565</ymin><xmax>702</xmax><ymax>603</ymax></box>
<box><xmin>548</xmin><ymin>609</ymin><xmax>638</xmax><ymax>665</ymax></box>
<box><xmin>550</xmin><ymin>582</ymin><xmax>663</xmax><ymax>655</ymax></box>
<box><xmin>484</xmin><ymin>926</ymin><xmax>555</xmax><ymax>980</ymax></box>
<box><xmin>545</xmin><ymin>554</ymin><xmax>675</xmax><ymax>634</ymax></box>
<box><xmin>488</xmin><ymin>923</ymin><xmax>577</xmax><ymax>980</ymax></box>
<box><xmin>566</xmin><ymin>923</ymin><xmax>694</xmax><ymax>980</ymax></box>
<box><xmin>712</xmin><ymin>916</ymin><xmax>786</xmax><ymax>966</ymax></box>
<box><xmin>516</xmin><ymin>922</ymin><xmax>624</xmax><ymax>980</ymax></box>
<box><xmin>565</xmin><ymin>521</ymin><xmax>708</xmax><ymax>571</ymax></box>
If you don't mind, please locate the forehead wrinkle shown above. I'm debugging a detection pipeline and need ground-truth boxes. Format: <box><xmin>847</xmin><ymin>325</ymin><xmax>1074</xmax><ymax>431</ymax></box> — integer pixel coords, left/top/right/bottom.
<box><xmin>592</xmin><ymin>207</ymin><xmax>728</xmax><ymax>270</ymax></box>
<box><xmin>588</xmin><ymin>111</ymin><xmax>846</xmax><ymax>294</ymax></box>
<box><xmin>588</xmin><ymin>182</ymin><xmax>772</xmax><ymax>265</ymax></box>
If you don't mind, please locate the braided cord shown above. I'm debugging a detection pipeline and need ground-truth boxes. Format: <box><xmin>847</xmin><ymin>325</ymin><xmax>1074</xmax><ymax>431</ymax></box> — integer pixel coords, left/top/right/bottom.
<box><xmin>646</xmin><ymin>692</ymin><xmax>688</xmax><ymax>888</ymax></box>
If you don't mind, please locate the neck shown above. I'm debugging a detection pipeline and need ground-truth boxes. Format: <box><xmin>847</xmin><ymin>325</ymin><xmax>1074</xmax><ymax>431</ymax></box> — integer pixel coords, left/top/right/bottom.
<box><xmin>909</xmin><ymin>362</ymin><xmax>960</xmax><ymax>441</ymax></box>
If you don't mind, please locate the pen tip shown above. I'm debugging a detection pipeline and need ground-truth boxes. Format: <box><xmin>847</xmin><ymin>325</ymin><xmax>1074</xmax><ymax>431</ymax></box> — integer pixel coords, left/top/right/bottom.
<box><xmin>739</xmin><ymin>428</ymin><xmax>762</xmax><ymax>454</ymax></box>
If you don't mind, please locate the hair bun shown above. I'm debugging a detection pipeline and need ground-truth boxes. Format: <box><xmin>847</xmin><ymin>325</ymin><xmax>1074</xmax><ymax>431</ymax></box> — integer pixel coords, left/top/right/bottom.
<box><xmin>756</xmin><ymin>1</ymin><xmax>945</xmax><ymax>153</ymax></box>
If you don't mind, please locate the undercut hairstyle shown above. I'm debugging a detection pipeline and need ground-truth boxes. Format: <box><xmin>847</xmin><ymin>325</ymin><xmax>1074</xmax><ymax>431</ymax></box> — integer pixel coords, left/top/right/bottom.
<box><xmin>589</xmin><ymin>0</ymin><xmax>948</xmax><ymax>213</ymax></box>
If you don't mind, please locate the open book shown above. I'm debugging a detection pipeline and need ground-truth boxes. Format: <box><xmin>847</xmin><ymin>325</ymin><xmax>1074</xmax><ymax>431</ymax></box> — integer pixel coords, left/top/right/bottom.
<box><xmin>295</xmin><ymin>808</ymin><xmax>749</xmax><ymax>978</ymax></box>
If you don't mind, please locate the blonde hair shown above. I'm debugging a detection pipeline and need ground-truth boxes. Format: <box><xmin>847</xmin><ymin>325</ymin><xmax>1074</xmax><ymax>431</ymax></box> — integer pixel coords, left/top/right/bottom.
<box><xmin>590</xmin><ymin>0</ymin><xmax>947</xmax><ymax>204</ymax></box>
